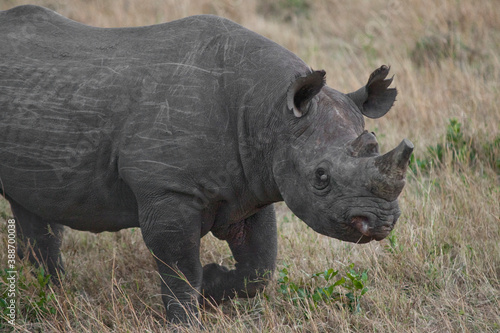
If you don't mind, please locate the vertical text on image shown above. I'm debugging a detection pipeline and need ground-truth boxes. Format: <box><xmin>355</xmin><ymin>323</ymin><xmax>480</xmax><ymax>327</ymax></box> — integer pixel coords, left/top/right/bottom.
<box><xmin>6</xmin><ymin>218</ymin><xmax>17</xmax><ymax>325</ymax></box>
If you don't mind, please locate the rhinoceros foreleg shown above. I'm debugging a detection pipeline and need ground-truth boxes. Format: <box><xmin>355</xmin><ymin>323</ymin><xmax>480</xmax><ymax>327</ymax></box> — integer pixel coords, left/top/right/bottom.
<box><xmin>8</xmin><ymin>199</ymin><xmax>64</xmax><ymax>284</ymax></box>
<box><xmin>202</xmin><ymin>204</ymin><xmax>277</xmax><ymax>304</ymax></box>
<box><xmin>137</xmin><ymin>197</ymin><xmax>203</xmax><ymax>324</ymax></box>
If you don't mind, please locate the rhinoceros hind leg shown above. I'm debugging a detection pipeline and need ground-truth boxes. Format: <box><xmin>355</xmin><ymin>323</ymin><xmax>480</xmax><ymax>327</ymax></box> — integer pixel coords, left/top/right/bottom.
<box><xmin>202</xmin><ymin>204</ymin><xmax>277</xmax><ymax>305</ymax></box>
<box><xmin>9</xmin><ymin>200</ymin><xmax>65</xmax><ymax>284</ymax></box>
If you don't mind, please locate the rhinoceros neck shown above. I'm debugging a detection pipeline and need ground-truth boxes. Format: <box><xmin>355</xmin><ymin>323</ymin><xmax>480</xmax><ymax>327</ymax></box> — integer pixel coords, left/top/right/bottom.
<box><xmin>225</xmin><ymin>38</ymin><xmax>312</xmax><ymax>206</ymax></box>
<box><xmin>235</xmin><ymin>101</ymin><xmax>283</xmax><ymax>205</ymax></box>
<box><xmin>233</xmin><ymin>71</ymin><xmax>312</xmax><ymax>205</ymax></box>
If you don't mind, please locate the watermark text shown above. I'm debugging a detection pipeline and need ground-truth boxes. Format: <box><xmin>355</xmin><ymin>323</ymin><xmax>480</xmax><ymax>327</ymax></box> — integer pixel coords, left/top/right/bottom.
<box><xmin>5</xmin><ymin>219</ymin><xmax>17</xmax><ymax>326</ymax></box>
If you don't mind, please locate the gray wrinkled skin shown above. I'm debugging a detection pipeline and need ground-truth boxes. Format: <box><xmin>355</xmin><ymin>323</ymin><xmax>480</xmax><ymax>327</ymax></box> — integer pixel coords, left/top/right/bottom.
<box><xmin>0</xmin><ymin>5</ymin><xmax>413</xmax><ymax>323</ymax></box>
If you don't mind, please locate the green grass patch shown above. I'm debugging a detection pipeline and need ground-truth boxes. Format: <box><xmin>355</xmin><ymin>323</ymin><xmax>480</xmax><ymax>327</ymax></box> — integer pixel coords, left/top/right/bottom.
<box><xmin>410</xmin><ymin>118</ymin><xmax>500</xmax><ymax>174</ymax></box>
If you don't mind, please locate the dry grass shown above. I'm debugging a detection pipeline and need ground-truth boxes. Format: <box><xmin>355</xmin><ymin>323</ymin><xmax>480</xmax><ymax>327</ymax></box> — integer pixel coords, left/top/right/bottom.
<box><xmin>1</xmin><ymin>0</ymin><xmax>499</xmax><ymax>332</ymax></box>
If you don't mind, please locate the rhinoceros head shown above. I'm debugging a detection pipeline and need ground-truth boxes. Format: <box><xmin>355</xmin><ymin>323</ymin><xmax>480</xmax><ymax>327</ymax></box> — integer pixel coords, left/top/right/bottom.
<box><xmin>273</xmin><ymin>65</ymin><xmax>413</xmax><ymax>243</ymax></box>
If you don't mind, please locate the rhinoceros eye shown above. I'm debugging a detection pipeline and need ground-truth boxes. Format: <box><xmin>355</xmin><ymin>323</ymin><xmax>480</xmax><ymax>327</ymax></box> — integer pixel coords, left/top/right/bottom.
<box><xmin>314</xmin><ymin>168</ymin><xmax>330</xmax><ymax>190</ymax></box>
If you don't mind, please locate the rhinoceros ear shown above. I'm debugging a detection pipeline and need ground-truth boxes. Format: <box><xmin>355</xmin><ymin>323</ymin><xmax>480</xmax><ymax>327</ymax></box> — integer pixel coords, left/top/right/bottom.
<box><xmin>347</xmin><ymin>65</ymin><xmax>397</xmax><ymax>119</ymax></box>
<box><xmin>287</xmin><ymin>70</ymin><xmax>326</xmax><ymax>118</ymax></box>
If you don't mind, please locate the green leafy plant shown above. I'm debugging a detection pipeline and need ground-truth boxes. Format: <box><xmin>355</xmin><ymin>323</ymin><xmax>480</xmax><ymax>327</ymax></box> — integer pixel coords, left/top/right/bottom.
<box><xmin>384</xmin><ymin>230</ymin><xmax>404</xmax><ymax>254</ymax></box>
<box><xmin>276</xmin><ymin>263</ymin><xmax>368</xmax><ymax>314</ymax></box>
<box><xmin>342</xmin><ymin>264</ymin><xmax>369</xmax><ymax>313</ymax></box>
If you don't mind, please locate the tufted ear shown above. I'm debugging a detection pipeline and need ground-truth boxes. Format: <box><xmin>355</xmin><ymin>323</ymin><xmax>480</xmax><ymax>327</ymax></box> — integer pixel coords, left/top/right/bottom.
<box><xmin>287</xmin><ymin>70</ymin><xmax>326</xmax><ymax>118</ymax></box>
<box><xmin>347</xmin><ymin>65</ymin><xmax>397</xmax><ymax>119</ymax></box>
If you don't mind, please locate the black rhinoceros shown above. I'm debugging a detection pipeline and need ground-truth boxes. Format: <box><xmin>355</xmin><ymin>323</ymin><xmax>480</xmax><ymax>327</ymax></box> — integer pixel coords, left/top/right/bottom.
<box><xmin>0</xmin><ymin>5</ymin><xmax>413</xmax><ymax>323</ymax></box>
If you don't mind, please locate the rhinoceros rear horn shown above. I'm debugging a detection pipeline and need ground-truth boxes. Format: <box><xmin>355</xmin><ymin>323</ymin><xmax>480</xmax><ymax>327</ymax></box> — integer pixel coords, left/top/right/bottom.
<box><xmin>347</xmin><ymin>65</ymin><xmax>397</xmax><ymax>119</ymax></box>
<box><xmin>287</xmin><ymin>70</ymin><xmax>326</xmax><ymax>118</ymax></box>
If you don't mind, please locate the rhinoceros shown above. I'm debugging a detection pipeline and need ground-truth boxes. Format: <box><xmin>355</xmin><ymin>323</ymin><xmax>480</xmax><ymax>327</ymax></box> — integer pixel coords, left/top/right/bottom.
<box><xmin>0</xmin><ymin>5</ymin><xmax>413</xmax><ymax>323</ymax></box>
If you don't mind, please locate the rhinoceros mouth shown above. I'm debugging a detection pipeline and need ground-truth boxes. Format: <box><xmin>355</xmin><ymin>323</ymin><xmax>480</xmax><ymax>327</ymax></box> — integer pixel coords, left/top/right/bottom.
<box><xmin>331</xmin><ymin>220</ymin><xmax>374</xmax><ymax>244</ymax></box>
<box><xmin>351</xmin><ymin>232</ymin><xmax>374</xmax><ymax>244</ymax></box>
<box><xmin>349</xmin><ymin>215</ymin><xmax>393</xmax><ymax>242</ymax></box>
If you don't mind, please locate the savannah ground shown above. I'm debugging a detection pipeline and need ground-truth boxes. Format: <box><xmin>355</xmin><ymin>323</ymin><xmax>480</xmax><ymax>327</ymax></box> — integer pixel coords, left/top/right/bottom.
<box><xmin>0</xmin><ymin>0</ymin><xmax>499</xmax><ymax>332</ymax></box>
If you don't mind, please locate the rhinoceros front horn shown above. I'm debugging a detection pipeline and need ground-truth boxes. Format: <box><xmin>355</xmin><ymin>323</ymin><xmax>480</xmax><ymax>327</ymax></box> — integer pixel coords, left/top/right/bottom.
<box><xmin>369</xmin><ymin>139</ymin><xmax>414</xmax><ymax>201</ymax></box>
<box><xmin>375</xmin><ymin>139</ymin><xmax>414</xmax><ymax>179</ymax></box>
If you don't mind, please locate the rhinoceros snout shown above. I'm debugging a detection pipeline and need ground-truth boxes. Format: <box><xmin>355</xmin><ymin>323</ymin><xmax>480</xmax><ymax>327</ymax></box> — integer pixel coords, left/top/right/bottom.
<box><xmin>350</xmin><ymin>214</ymin><xmax>396</xmax><ymax>241</ymax></box>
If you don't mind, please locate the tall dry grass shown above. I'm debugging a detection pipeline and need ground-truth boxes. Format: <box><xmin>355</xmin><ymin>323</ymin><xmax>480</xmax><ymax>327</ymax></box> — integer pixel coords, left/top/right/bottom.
<box><xmin>1</xmin><ymin>0</ymin><xmax>499</xmax><ymax>332</ymax></box>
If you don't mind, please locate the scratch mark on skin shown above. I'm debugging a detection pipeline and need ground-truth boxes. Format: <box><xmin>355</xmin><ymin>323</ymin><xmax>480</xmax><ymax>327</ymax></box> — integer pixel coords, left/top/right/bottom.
<box><xmin>135</xmin><ymin>160</ymin><xmax>184</xmax><ymax>171</ymax></box>
<box><xmin>101</xmin><ymin>63</ymin><xmax>121</xmax><ymax>75</ymax></box>
<box><xmin>118</xmin><ymin>166</ymin><xmax>172</xmax><ymax>178</ymax></box>
<box><xmin>165</xmin><ymin>63</ymin><xmax>213</xmax><ymax>73</ymax></box>
<box><xmin>135</xmin><ymin>62</ymin><xmax>234</xmax><ymax>76</ymax></box>
<box><xmin>153</xmin><ymin>98</ymin><xmax>172</xmax><ymax>135</ymax></box>
<box><xmin>218</xmin><ymin>17</ymin><xmax>231</xmax><ymax>33</ymax></box>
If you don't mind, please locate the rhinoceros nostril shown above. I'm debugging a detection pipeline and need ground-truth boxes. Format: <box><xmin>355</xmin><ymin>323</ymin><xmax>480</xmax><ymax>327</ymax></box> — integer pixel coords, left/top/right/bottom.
<box><xmin>351</xmin><ymin>216</ymin><xmax>371</xmax><ymax>237</ymax></box>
